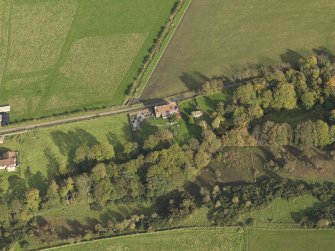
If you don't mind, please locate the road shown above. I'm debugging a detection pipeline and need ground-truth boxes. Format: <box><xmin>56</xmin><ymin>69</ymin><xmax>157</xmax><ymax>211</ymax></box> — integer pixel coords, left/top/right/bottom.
<box><xmin>0</xmin><ymin>83</ymin><xmax>240</xmax><ymax>137</ymax></box>
<box><xmin>0</xmin><ymin>93</ymin><xmax>198</xmax><ymax>137</ymax></box>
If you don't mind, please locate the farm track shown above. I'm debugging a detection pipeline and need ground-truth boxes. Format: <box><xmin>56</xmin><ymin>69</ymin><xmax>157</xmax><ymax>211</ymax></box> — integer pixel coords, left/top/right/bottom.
<box><xmin>0</xmin><ymin>83</ymin><xmax>240</xmax><ymax>137</ymax></box>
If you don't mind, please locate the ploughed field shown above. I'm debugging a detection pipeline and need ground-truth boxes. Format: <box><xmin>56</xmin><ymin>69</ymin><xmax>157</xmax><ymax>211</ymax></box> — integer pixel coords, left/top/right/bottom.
<box><xmin>0</xmin><ymin>0</ymin><xmax>175</xmax><ymax>120</ymax></box>
<box><xmin>142</xmin><ymin>0</ymin><xmax>335</xmax><ymax>99</ymax></box>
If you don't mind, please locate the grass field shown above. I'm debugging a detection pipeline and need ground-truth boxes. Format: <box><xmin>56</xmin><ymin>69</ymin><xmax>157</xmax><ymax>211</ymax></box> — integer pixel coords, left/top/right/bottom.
<box><xmin>240</xmin><ymin>195</ymin><xmax>325</xmax><ymax>228</ymax></box>
<box><xmin>248</xmin><ymin>229</ymin><xmax>335</xmax><ymax>251</ymax></box>
<box><xmin>0</xmin><ymin>0</ymin><xmax>175</xmax><ymax>120</ymax></box>
<box><xmin>48</xmin><ymin>228</ymin><xmax>246</xmax><ymax>251</ymax></box>
<box><xmin>142</xmin><ymin>0</ymin><xmax>335</xmax><ymax>99</ymax></box>
<box><xmin>0</xmin><ymin>114</ymin><xmax>132</xmax><ymax>192</ymax></box>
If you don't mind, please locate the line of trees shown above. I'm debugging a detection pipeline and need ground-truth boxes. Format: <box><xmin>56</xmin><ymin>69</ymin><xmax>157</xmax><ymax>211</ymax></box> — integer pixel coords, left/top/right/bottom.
<box><xmin>127</xmin><ymin>0</ymin><xmax>186</xmax><ymax>98</ymax></box>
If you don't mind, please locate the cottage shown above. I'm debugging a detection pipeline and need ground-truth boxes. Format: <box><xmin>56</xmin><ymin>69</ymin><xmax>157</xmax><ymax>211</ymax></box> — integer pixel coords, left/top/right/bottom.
<box><xmin>129</xmin><ymin>108</ymin><xmax>152</xmax><ymax>130</ymax></box>
<box><xmin>154</xmin><ymin>102</ymin><xmax>180</xmax><ymax>119</ymax></box>
<box><xmin>191</xmin><ymin>110</ymin><xmax>203</xmax><ymax>118</ymax></box>
<box><xmin>0</xmin><ymin>151</ymin><xmax>17</xmax><ymax>172</ymax></box>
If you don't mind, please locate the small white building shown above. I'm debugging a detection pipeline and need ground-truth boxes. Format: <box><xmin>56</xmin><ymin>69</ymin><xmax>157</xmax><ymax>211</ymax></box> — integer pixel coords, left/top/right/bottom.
<box><xmin>191</xmin><ymin>110</ymin><xmax>203</xmax><ymax>118</ymax></box>
<box><xmin>0</xmin><ymin>106</ymin><xmax>10</xmax><ymax>113</ymax></box>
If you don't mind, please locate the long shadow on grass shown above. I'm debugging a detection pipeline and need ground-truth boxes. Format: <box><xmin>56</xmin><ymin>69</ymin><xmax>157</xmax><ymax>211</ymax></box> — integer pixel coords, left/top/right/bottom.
<box><xmin>179</xmin><ymin>71</ymin><xmax>210</xmax><ymax>92</ymax></box>
<box><xmin>67</xmin><ymin>219</ymin><xmax>90</xmax><ymax>236</ymax></box>
<box><xmin>291</xmin><ymin>200</ymin><xmax>330</xmax><ymax>223</ymax></box>
<box><xmin>313</xmin><ymin>47</ymin><xmax>335</xmax><ymax>62</ymax></box>
<box><xmin>280</xmin><ymin>49</ymin><xmax>304</xmax><ymax>68</ymax></box>
<box><xmin>51</xmin><ymin>128</ymin><xmax>98</xmax><ymax>166</ymax></box>
<box><xmin>26</xmin><ymin>171</ymin><xmax>48</xmax><ymax>196</ymax></box>
<box><xmin>7</xmin><ymin>175</ymin><xmax>28</xmax><ymax>200</ymax></box>
<box><xmin>43</xmin><ymin>147</ymin><xmax>59</xmax><ymax>176</ymax></box>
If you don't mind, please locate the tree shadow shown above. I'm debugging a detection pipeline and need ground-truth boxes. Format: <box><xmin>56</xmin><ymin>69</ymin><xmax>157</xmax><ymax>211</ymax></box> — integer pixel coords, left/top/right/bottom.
<box><xmin>99</xmin><ymin>208</ymin><xmax>125</xmax><ymax>223</ymax></box>
<box><xmin>290</xmin><ymin>201</ymin><xmax>329</xmax><ymax>223</ymax></box>
<box><xmin>138</xmin><ymin>97</ymin><xmax>169</xmax><ymax>106</ymax></box>
<box><xmin>7</xmin><ymin>174</ymin><xmax>27</xmax><ymax>199</ymax></box>
<box><xmin>66</xmin><ymin>219</ymin><xmax>89</xmax><ymax>236</ymax></box>
<box><xmin>43</xmin><ymin>147</ymin><xmax>59</xmax><ymax>176</ymax></box>
<box><xmin>26</xmin><ymin>171</ymin><xmax>48</xmax><ymax>196</ymax></box>
<box><xmin>313</xmin><ymin>47</ymin><xmax>335</xmax><ymax>62</ymax></box>
<box><xmin>280</xmin><ymin>49</ymin><xmax>304</xmax><ymax>68</ymax></box>
<box><xmin>51</xmin><ymin>128</ymin><xmax>98</xmax><ymax>166</ymax></box>
<box><xmin>179</xmin><ymin>71</ymin><xmax>210</xmax><ymax>91</ymax></box>
<box><xmin>106</xmin><ymin>132</ymin><xmax>125</xmax><ymax>157</ymax></box>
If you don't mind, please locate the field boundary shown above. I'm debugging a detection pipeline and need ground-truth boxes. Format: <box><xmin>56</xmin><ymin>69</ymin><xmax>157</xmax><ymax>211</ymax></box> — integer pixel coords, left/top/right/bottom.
<box><xmin>40</xmin><ymin>225</ymin><xmax>335</xmax><ymax>251</ymax></box>
<box><xmin>125</xmin><ymin>0</ymin><xmax>193</xmax><ymax>102</ymax></box>
<box><xmin>40</xmin><ymin>226</ymin><xmax>243</xmax><ymax>251</ymax></box>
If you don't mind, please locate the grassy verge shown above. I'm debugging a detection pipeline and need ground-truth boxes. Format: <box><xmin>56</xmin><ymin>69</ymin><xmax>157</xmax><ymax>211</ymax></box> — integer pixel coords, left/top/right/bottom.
<box><xmin>46</xmin><ymin>227</ymin><xmax>246</xmax><ymax>251</ymax></box>
<box><xmin>131</xmin><ymin>0</ymin><xmax>193</xmax><ymax>99</ymax></box>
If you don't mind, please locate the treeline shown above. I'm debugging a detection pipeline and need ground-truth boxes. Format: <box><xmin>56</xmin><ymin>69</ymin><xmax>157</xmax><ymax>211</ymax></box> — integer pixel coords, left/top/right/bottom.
<box><xmin>196</xmin><ymin>55</ymin><xmax>335</xmax><ymax>150</ymax></box>
<box><xmin>127</xmin><ymin>0</ymin><xmax>186</xmax><ymax>98</ymax></box>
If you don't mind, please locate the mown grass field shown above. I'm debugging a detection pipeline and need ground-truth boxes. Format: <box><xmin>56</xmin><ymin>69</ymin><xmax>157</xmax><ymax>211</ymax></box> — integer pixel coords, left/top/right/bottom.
<box><xmin>142</xmin><ymin>0</ymin><xmax>335</xmax><ymax>99</ymax></box>
<box><xmin>0</xmin><ymin>114</ymin><xmax>132</xmax><ymax>192</ymax></box>
<box><xmin>0</xmin><ymin>0</ymin><xmax>175</xmax><ymax>120</ymax></box>
<box><xmin>247</xmin><ymin>229</ymin><xmax>335</xmax><ymax>251</ymax></box>
<box><xmin>48</xmin><ymin>228</ymin><xmax>246</xmax><ymax>251</ymax></box>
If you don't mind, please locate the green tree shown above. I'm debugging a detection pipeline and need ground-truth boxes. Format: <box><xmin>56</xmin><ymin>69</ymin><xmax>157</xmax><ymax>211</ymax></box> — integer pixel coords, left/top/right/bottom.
<box><xmin>25</xmin><ymin>188</ymin><xmax>41</xmax><ymax>214</ymax></box>
<box><xmin>272</xmin><ymin>82</ymin><xmax>297</xmax><ymax>110</ymax></box>
<box><xmin>315</xmin><ymin>120</ymin><xmax>332</xmax><ymax>147</ymax></box>
<box><xmin>194</xmin><ymin>151</ymin><xmax>211</xmax><ymax>169</ymax></box>
<box><xmin>74</xmin><ymin>145</ymin><xmax>89</xmax><ymax>164</ymax></box>
<box><xmin>294</xmin><ymin>120</ymin><xmax>316</xmax><ymax>148</ymax></box>
<box><xmin>0</xmin><ymin>201</ymin><xmax>10</xmax><ymax>229</ymax></box>
<box><xmin>301</xmin><ymin>92</ymin><xmax>316</xmax><ymax>110</ymax></box>
<box><xmin>74</xmin><ymin>174</ymin><xmax>92</xmax><ymax>202</ymax></box>
<box><xmin>91</xmin><ymin>163</ymin><xmax>107</xmax><ymax>182</ymax></box>
<box><xmin>211</xmin><ymin>115</ymin><xmax>224</xmax><ymax>129</ymax></box>
<box><xmin>43</xmin><ymin>180</ymin><xmax>60</xmax><ymax>208</ymax></box>
<box><xmin>233</xmin><ymin>83</ymin><xmax>257</xmax><ymax>105</ymax></box>
<box><xmin>90</xmin><ymin>143</ymin><xmax>115</xmax><ymax>162</ymax></box>
<box><xmin>60</xmin><ymin>177</ymin><xmax>74</xmax><ymax>205</ymax></box>
<box><xmin>93</xmin><ymin>178</ymin><xmax>112</xmax><ymax>206</ymax></box>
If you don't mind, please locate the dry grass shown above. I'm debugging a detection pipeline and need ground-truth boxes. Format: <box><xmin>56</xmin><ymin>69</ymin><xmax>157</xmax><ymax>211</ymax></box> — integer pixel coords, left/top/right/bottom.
<box><xmin>57</xmin><ymin>33</ymin><xmax>147</xmax><ymax>106</ymax></box>
<box><xmin>8</xmin><ymin>0</ymin><xmax>77</xmax><ymax>73</ymax></box>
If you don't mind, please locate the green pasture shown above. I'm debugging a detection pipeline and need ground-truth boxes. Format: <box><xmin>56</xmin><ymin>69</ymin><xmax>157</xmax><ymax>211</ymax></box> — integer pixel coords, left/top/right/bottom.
<box><xmin>0</xmin><ymin>0</ymin><xmax>175</xmax><ymax>120</ymax></box>
<box><xmin>248</xmin><ymin>228</ymin><xmax>335</xmax><ymax>251</ymax></box>
<box><xmin>0</xmin><ymin>114</ymin><xmax>132</xmax><ymax>192</ymax></box>
<box><xmin>142</xmin><ymin>0</ymin><xmax>335</xmax><ymax>99</ymax></box>
<box><xmin>47</xmin><ymin>228</ymin><xmax>246</xmax><ymax>251</ymax></box>
<box><xmin>240</xmin><ymin>195</ymin><xmax>325</xmax><ymax>228</ymax></box>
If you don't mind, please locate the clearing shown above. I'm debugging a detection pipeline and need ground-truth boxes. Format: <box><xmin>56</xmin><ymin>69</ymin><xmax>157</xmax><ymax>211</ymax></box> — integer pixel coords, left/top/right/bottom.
<box><xmin>142</xmin><ymin>0</ymin><xmax>335</xmax><ymax>99</ymax></box>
